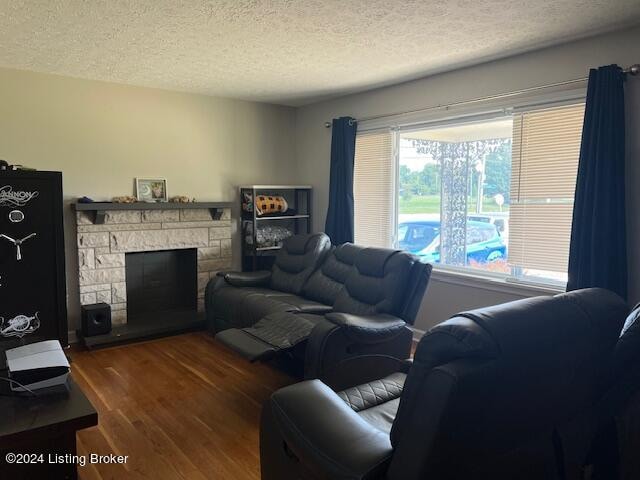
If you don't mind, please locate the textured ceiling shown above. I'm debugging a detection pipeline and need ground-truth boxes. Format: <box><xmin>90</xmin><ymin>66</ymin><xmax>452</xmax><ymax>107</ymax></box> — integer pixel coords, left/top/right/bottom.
<box><xmin>0</xmin><ymin>1</ymin><xmax>639</xmax><ymax>106</ymax></box>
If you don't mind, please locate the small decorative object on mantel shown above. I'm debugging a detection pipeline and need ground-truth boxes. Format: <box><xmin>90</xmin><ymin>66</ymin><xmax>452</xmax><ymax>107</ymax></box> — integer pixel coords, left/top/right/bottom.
<box><xmin>77</xmin><ymin>196</ymin><xmax>95</xmax><ymax>203</ymax></box>
<box><xmin>169</xmin><ymin>196</ymin><xmax>196</xmax><ymax>203</ymax></box>
<box><xmin>112</xmin><ymin>195</ymin><xmax>137</xmax><ymax>203</ymax></box>
<box><xmin>135</xmin><ymin>178</ymin><xmax>167</xmax><ymax>202</ymax></box>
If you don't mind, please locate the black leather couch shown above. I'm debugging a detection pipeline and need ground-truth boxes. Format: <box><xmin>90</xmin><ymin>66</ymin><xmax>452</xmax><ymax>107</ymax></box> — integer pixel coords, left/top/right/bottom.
<box><xmin>260</xmin><ymin>288</ymin><xmax>633</xmax><ymax>480</ymax></box>
<box><xmin>205</xmin><ymin>233</ymin><xmax>432</xmax><ymax>386</ymax></box>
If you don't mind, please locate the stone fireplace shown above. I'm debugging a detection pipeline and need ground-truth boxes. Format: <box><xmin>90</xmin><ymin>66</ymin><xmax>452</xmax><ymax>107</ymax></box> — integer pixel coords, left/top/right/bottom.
<box><xmin>75</xmin><ymin>206</ymin><xmax>232</xmax><ymax>327</ymax></box>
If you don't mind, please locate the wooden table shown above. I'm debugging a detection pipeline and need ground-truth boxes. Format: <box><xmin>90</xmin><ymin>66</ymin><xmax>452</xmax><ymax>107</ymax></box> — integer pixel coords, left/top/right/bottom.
<box><xmin>0</xmin><ymin>377</ymin><xmax>98</xmax><ymax>480</ymax></box>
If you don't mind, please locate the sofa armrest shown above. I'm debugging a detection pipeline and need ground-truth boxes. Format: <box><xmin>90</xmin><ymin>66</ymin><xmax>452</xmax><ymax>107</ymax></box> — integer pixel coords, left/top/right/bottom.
<box><xmin>269</xmin><ymin>380</ymin><xmax>393</xmax><ymax>480</ymax></box>
<box><xmin>222</xmin><ymin>270</ymin><xmax>271</xmax><ymax>287</ymax></box>
<box><xmin>325</xmin><ymin>312</ymin><xmax>407</xmax><ymax>344</ymax></box>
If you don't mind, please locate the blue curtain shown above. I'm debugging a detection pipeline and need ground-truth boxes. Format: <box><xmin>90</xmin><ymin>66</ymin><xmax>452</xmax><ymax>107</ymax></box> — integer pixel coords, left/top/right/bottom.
<box><xmin>325</xmin><ymin>117</ymin><xmax>357</xmax><ymax>244</ymax></box>
<box><xmin>567</xmin><ymin>64</ymin><xmax>627</xmax><ymax>298</ymax></box>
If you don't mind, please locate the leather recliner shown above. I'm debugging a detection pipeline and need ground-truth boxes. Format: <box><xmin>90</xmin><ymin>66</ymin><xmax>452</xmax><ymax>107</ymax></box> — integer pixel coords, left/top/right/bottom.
<box><xmin>260</xmin><ymin>288</ymin><xmax>629</xmax><ymax>480</ymax></box>
<box><xmin>586</xmin><ymin>303</ymin><xmax>640</xmax><ymax>479</ymax></box>
<box><xmin>205</xmin><ymin>233</ymin><xmax>432</xmax><ymax>386</ymax></box>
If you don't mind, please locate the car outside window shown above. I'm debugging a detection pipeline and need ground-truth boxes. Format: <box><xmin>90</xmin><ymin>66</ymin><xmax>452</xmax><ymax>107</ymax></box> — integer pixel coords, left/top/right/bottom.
<box><xmin>481</xmin><ymin>225</ymin><xmax>497</xmax><ymax>242</ymax></box>
<box><xmin>466</xmin><ymin>226</ymin><xmax>484</xmax><ymax>245</ymax></box>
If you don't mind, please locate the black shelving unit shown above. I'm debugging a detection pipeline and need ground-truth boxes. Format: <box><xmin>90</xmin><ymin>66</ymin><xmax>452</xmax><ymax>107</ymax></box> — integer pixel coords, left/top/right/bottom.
<box><xmin>240</xmin><ymin>185</ymin><xmax>312</xmax><ymax>271</ymax></box>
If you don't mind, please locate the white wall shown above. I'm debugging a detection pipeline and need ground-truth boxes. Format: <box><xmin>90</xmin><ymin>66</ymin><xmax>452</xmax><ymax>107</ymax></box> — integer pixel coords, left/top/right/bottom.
<box><xmin>0</xmin><ymin>67</ymin><xmax>297</xmax><ymax>333</ymax></box>
<box><xmin>295</xmin><ymin>25</ymin><xmax>640</xmax><ymax>331</ymax></box>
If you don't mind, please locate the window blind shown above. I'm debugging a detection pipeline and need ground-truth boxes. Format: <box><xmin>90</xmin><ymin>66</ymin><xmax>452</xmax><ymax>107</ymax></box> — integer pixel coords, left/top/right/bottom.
<box><xmin>354</xmin><ymin>130</ymin><xmax>395</xmax><ymax>248</ymax></box>
<box><xmin>508</xmin><ymin>103</ymin><xmax>585</xmax><ymax>273</ymax></box>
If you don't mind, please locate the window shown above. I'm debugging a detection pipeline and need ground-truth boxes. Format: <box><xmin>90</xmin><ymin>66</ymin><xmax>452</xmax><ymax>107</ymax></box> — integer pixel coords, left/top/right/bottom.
<box><xmin>353</xmin><ymin>130</ymin><xmax>395</xmax><ymax>248</ymax></box>
<box><xmin>353</xmin><ymin>102</ymin><xmax>585</xmax><ymax>287</ymax></box>
<box><xmin>508</xmin><ymin>104</ymin><xmax>585</xmax><ymax>282</ymax></box>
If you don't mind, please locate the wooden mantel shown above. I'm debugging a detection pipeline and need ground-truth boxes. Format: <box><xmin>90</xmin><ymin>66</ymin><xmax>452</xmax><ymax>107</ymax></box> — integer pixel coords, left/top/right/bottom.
<box><xmin>72</xmin><ymin>201</ymin><xmax>233</xmax><ymax>224</ymax></box>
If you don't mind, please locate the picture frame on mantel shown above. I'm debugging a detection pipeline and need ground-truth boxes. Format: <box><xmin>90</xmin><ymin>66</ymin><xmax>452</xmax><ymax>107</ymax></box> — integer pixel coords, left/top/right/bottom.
<box><xmin>135</xmin><ymin>178</ymin><xmax>168</xmax><ymax>202</ymax></box>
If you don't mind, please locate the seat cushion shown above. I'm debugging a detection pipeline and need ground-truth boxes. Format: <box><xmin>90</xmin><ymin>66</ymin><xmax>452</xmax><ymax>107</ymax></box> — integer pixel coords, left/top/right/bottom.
<box><xmin>358</xmin><ymin>398</ymin><xmax>401</xmax><ymax>435</ymax></box>
<box><xmin>210</xmin><ymin>285</ymin><xmax>296</xmax><ymax>330</ymax></box>
<box><xmin>240</xmin><ymin>296</ymin><xmax>299</xmax><ymax>326</ymax></box>
<box><xmin>274</xmin><ymin>295</ymin><xmax>333</xmax><ymax>314</ymax></box>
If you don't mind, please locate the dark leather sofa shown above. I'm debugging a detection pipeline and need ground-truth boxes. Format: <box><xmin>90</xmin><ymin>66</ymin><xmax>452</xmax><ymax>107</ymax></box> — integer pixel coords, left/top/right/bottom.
<box><xmin>260</xmin><ymin>288</ymin><xmax>635</xmax><ymax>480</ymax></box>
<box><xmin>205</xmin><ymin>233</ymin><xmax>432</xmax><ymax>386</ymax></box>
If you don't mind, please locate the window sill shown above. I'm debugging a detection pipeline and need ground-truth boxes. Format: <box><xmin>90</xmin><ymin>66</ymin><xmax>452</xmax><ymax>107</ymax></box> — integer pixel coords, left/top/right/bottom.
<box><xmin>430</xmin><ymin>267</ymin><xmax>566</xmax><ymax>297</ymax></box>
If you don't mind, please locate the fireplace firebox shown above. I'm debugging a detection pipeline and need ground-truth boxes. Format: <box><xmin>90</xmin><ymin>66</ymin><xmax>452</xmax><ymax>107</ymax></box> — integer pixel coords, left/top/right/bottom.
<box><xmin>126</xmin><ymin>249</ymin><xmax>197</xmax><ymax>319</ymax></box>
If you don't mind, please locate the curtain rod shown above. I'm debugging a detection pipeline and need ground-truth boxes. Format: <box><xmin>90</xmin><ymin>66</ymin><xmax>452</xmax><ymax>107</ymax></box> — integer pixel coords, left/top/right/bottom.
<box><xmin>324</xmin><ymin>64</ymin><xmax>640</xmax><ymax>128</ymax></box>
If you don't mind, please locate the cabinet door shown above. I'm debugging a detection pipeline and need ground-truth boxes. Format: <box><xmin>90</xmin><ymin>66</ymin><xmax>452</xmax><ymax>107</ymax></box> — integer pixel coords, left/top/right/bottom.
<box><xmin>0</xmin><ymin>172</ymin><xmax>66</xmax><ymax>348</ymax></box>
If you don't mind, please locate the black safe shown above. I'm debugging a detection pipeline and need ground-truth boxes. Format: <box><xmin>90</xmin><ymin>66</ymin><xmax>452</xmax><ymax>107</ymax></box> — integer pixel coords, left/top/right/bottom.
<box><xmin>0</xmin><ymin>170</ymin><xmax>67</xmax><ymax>349</ymax></box>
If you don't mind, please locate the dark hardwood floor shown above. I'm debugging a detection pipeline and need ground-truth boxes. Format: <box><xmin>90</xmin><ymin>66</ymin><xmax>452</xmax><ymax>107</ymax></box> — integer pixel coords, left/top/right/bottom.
<box><xmin>69</xmin><ymin>332</ymin><xmax>294</xmax><ymax>480</ymax></box>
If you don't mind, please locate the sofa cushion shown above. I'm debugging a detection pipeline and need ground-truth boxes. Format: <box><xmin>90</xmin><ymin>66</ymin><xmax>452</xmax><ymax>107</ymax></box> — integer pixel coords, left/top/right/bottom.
<box><xmin>272</xmin><ymin>295</ymin><xmax>333</xmax><ymax>314</ymax></box>
<box><xmin>209</xmin><ymin>285</ymin><xmax>292</xmax><ymax>330</ymax></box>
<box><xmin>238</xmin><ymin>295</ymin><xmax>304</xmax><ymax>328</ymax></box>
<box><xmin>270</xmin><ymin>233</ymin><xmax>331</xmax><ymax>295</ymax></box>
<box><xmin>357</xmin><ymin>398</ymin><xmax>401</xmax><ymax>435</ymax></box>
<box><xmin>333</xmin><ymin>248</ymin><xmax>416</xmax><ymax>316</ymax></box>
<box><xmin>302</xmin><ymin>243</ymin><xmax>363</xmax><ymax>306</ymax></box>
<box><xmin>239</xmin><ymin>294</ymin><xmax>331</xmax><ymax>323</ymax></box>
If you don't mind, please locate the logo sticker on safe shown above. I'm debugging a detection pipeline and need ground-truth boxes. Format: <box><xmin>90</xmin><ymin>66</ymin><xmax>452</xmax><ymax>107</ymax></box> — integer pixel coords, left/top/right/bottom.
<box><xmin>0</xmin><ymin>185</ymin><xmax>39</xmax><ymax>207</ymax></box>
<box><xmin>0</xmin><ymin>312</ymin><xmax>41</xmax><ymax>338</ymax></box>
